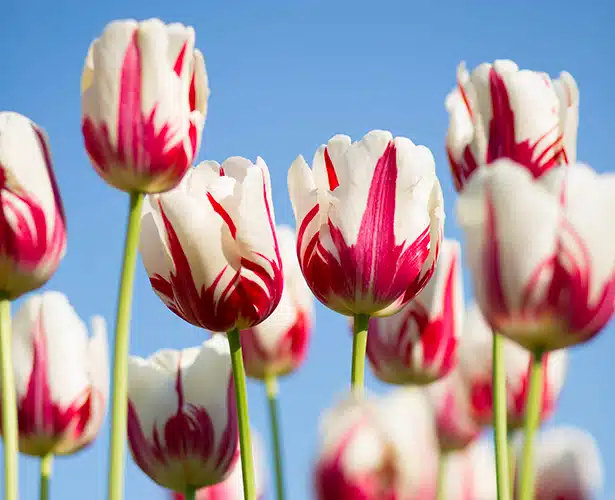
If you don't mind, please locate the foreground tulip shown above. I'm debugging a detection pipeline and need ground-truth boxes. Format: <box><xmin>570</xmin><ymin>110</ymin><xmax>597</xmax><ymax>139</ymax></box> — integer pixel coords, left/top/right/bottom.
<box><xmin>81</xmin><ymin>18</ymin><xmax>209</xmax><ymax>193</ymax></box>
<box><xmin>128</xmin><ymin>336</ymin><xmax>238</xmax><ymax>494</ymax></box>
<box><xmin>445</xmin><ymin>60</ymin><xmax>578</xmax><ymax>191</ymax></box>
<box><xmin>366</xmin><ymin>239</ymin><xmax>462</xmax><ymax>385</ymax></box>
<box><xmin>444</xmin><ymin>440</ymin><xmax>497</xmax><ymax>500</ymax></box>
<box><xmin>314</xmin><ymin>389</ymin><xmax>438</xmax><ymax>500</ymax></box>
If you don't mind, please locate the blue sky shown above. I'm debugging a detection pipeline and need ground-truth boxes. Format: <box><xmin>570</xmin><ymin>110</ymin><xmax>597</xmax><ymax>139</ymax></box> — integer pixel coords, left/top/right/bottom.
<box><xmin>2</xmin><ymin>0</ymin><xmax>614</xmax><ymax>498</ymax></box>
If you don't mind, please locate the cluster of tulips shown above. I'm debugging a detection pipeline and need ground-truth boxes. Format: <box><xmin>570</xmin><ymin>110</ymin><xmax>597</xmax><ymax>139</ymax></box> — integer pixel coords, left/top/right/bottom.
<box><xmin>0</xmin><ymin>16</ymin><xmax>609</xmax><ymax>500</ymax></box>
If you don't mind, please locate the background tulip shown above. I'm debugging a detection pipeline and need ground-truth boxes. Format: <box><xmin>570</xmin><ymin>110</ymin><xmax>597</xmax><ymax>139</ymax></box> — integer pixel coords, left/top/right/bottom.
<box><xmin>444</xmin><ymin>439</ymin><xmax>497</xmax><ymax>500</ymax></box>
<box><xmin>140</xmin><ymin>157</ymin><xmax>283</xmax><ymax>332</ymax></box>
<box><xmin>0</xmin><ymin>112</ymin><xmax>66</xmax><ymax>299</ymax></box>
<box><xmin>366</xmin><ymin>238</ymin><xmax>462</xmax><ymax>384</ymax></box>
<box><xmin>127</xmin><ymin>336</ymin><xmax>238</xmax><ymax>492</ymax></box>
<box><xmin>288</xmin><ymin>129</ymin><xmax>444</xmax><ymax>317</ymax></box>
<box><xmin>81</xmin><ymin>18</ymin><xmax>209</xmax><ymax>193</ymax></box>
<box><xmin>0</xmin><ymin>292</ymin><xmax>108</xmax><ymax>456</ymax></box>
<box><xmin>445</xmin><ymin>59</ymin><xmax>578</xmax><ymax>191</ymax></box>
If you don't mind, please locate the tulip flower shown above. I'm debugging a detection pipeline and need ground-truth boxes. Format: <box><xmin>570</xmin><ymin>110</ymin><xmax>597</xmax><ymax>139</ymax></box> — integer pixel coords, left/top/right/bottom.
<box><xmin>81</xmin><ymin>18</ymin><xmax>209</xmax><ymax>194</ymax></box>
<box><xmin>366</xmin><ymin>239</ymin><xmax>462</xmax><ymax>385</ymax></box>
<box><xmin>444</xmin><ymin>440</ymin><xmax>497</xmax><ymax>500</ymax></box>
<box><xmin>127</xmin><ymin>336</ymin><xmax>238</xmax><ymax>493</ymax></box>
<box><xmin>314</xmin><ymin>389</ymin><xmax>438</xmax><ymax>500</ymax></box>
<box><xmin>445</xmin><ymin>59</ymin><xmax>578</xmax><ymax>191</ymax></box>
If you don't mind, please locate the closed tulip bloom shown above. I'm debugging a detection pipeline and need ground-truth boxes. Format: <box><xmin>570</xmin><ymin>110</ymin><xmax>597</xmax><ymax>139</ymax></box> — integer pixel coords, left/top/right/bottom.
<box><xmin>314</xmin><ymin>389</ymin><xmax>438</xmax><ymax>500</ymax></box>
<box><xmin>128</xmin><ymin>336</ymin><xmax>238</xmax><ymax>491</ymax></box>
<box><xmin>0</xmin><ymin>112</ymin><xmax>66</xmax><ymax>299</ymax></box>
<box><xmin>456</xmin><ymin>160</ymin><xmax>615</xmax><ymax>352</ymax></box>
<box><xmin>366</xmin><ymin>239</ymin><xmax>462</xmax><ymax>384</ymax></box>
<box><xmin>445</xmin><ymin>440</ymin><xmax>497</xmax><ymax>500</ymax></box>
<box><xmin>288</xmin><ymin>130</ymin><xmax>444</xmax><ymax>317</ymax></box>
<box><xmin>446</xmin><ymin>60</ymin><xmax>578</xmax><ymax>191</ymax></box>
<box><xmin>1</xmin><ymin>292</ymin><xmax>108</xmax><ymax>456</ymax></box>
<box><xmin>81</xmin><ymin>18</ymin><xmax>209</xmax><ymax>193</ymax></box>
<box><xmin>241</xmin><ymin>225</ymin><xmax>313</xmax><ymax>379</ymax></box>
<box><xmin>140</xmin><ymin>157</ymin><xmax>283</xmax><ymax>332</ymax></box>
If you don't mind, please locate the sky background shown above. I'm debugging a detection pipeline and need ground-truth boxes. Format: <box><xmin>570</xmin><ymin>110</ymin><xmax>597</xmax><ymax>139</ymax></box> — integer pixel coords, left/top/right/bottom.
<box><xmin>2</xmin><ymin>0</ymin><xmax>614</xmax><ymax>498</ymax></box>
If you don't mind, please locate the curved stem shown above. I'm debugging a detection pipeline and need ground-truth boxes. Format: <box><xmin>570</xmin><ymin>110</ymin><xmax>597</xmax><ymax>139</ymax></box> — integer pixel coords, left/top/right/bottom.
<box><xmin>492</xmin><ymin>333</ymin><xmax>511</xmax><ymax>500</ymax></box>
<box><xmin>227</xmin><ymin>328</ymin><xmax>255</xmax><ymax>500</ymax></box>
<box><xmin>183</xmin><ymin>486</ymin><xmax>196</xmax><ymax>500</ymax></box>
<box><xmin>40</xmin><ymin>453</ymin><xmax>53</xmax><ymax>500</ymax></box>
<box><xmin>265</xmin><ymin>374</ymin><xmax>285</xmax><ymax>500</ymax></box>
<box><xmin>0</xmin><ymin>296</ymin><xmax>18</xmax><ymax>500</ymax></box>
<box><xmin>435</xmin><ymin>452</ymin><xmax>447</xmax><ymax>500</ymax></box>
<box><xmin>518</xmin><ymin>350</ymin><xmax>544</xmax><ymax>500</ymax></box>
<box><xmin>107</xmin><ymin>192</ymin><xmax>145</xmax><ymax>500</ymax></box>
<box><xmin>351</xmin><ymin>314</ymin><xmax>370</xmax><ymax>394</ymax></box>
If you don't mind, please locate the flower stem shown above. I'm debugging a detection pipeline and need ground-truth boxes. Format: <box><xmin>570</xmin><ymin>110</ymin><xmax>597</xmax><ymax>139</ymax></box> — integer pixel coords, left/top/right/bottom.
<box><xmin>184</xmin><ymin>487</ymin><xmax>196</xmax><ymax>500</ymax></box>
<box><xmin>351</xmin><ymin>314</ymin><xmax>370</xmax><ymax>394</ymax></box>
<box><xmin>107</xmin><ymin>191</ymin><xmax>144</xmax><ymax>500</ymax></box>
<box><xmin>265</xmin><ymin>374</ymin><xmax>285</xmax><ymax>500</ymax></box>
<box><xmin>227</xmin><ymin>328</ymin><xmax>255</xmax><ymax>500</ymax></box>
<box><xmin>518</xmin><ymin>350</ymin><xmax>544</xmax><ymax>500</ymax></box>
<box><xmin>0</xmin><ymin>296</ymin><xmax>18</xmax><ymax>500</ymax></box>
<box><xmin>435</xmin><ymin>452</ymin><xmax>447</xmax><ymax>500</ymax></box>
<box><xmin>507</xmin><ymin>430</ymin><xmax>516</xmax><ymax>498</ymax></box>
<box><xmin>493</xmin><ymin>332</ymin><xmax>511</xmax><ymax>500</ymax></box>
<box><xmin>40</xmin><ymin>453</ymin><xmax>53</xmax><ymax>500</ymax></box>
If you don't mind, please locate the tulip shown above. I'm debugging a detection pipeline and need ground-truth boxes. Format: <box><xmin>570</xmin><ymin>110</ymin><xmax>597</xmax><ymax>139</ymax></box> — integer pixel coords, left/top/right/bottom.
<box><xmin>81</xmin><ymin>18</ymin><xmax>209</xmax><ymax>194</ymax></box>
<box><xmin>444</xmin><ymin>439</ymin><xmax>497</xmax><ymax>500</ymax></box>
<box><xmin>127</xmin><ymin>336</ymin><xmax>238</xmax><ymax>493</ymax></box>
<box><xmin>366</xmin><ymin>239</ymin><xmax>462</xmax><ymax>385</ymax></box>
<box><xmin>314</xmin><ymin>389</ymin><xmax>438</xmax><ymax>500</ymax></box>
<box><xmin>445</xmin><ymin>60</ymin><xmax>578</xmax><ymax>191</ymax></box>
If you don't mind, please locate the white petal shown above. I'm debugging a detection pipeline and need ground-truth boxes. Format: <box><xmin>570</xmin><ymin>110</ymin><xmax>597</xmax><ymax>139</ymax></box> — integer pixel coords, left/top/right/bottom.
<box><xmin>88</xmin><ymin>316</ymin><xmax>109</xmax><ymax>404</ymax></box>
<box><xmin>139</xmin><ymin>195</ymin><xmax>174</xmax><ymax>284</ymax></box>
<box><xmin>287</xmin><ymin>154</ymin><xmax>320</xmax><ymax>257</ymax></box>
<box><xmin>445</xmin><ymin>88</ymin><xmax>475</xmax><ymax>162</ymax></box>
<box><xmin>553</xmin><ymin>72</ymin><xmax>579</xmax><ymax>164</ymax></box>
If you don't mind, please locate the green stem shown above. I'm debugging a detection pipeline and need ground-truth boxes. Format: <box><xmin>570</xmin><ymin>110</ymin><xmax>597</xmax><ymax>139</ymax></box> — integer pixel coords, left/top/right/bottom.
<box><xmin>518</xmin><ymin>350</ymin><xmax>544</xmax><ymax>500</ymax></box>
<box><xmin>264</xmin><ymin>374</ymin><xmax>285</xmax><ymax>500</ymax></box>
<box><xmin>435</xmin><ymin>452</ymin><xmax>447</xmax><ymax>500</ymax></box>
<box><xmin>227</xmin><ymin>328</ymin><xmax>255</xmax><ymax>500</ymax></box>
<box><xmin>507</xmin><ymin>430</ymin><xmax>516</xmax><ymax>498</ymax></box>
<box><xmin>107</xmin><ymin>191</ymin><xmax>145</xmax><ymax>500</ymax></box>
<box><xmin>0</xmin><ymin>296</ymin><xmax>18</xmax><ymax>500</ymax></box>
<box><xmin>40</xmin><ymin>453</ymin><xmax>53</xmax><ymax>500</ymax></box>
<box><xmin>183</xmin><ymin>486</ymin><xmax>196</xmax><ymax>500</ymax></box>
<box><xmin>351</xmin><ymin>314</ymin><xmax>370</xmax><ymax>394</ymax></box>
<box><xmin>492</xmin><ymin>333</ymin><xmax>511</xmax><ymax>500</ymax></box>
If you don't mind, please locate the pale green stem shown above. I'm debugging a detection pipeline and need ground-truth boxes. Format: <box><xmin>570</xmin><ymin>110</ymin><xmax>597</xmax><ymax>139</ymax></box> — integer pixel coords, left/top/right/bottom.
<box><xmin>435</xmin><ymin>452</ymin><xmax>448</xmax><ymax>500</ymax></box>
<box><xmin>264</xmin><ymin>374</ymin><xmax>285</xmax><ymax>500</ymax></box>
<box><xmin>183</xmin><ymin>486</ymin><xmax>196</xmax><ymax>500</ymax></box>
<box><xmin>40</xmin><ymin>453</ymin><xmax>53</xmax><ymax>500</ymax></box>
<box><xmin>107</xmin><ymin>192</ymin><xmax>145</xmax><ymax>500</ymax></box>
<box><xmin>493</xmin><ymin>333</ymin><xmax>511</xmax><ymax>500</ymax></box>
<box><xmin>351</xmin><ymin>314</ymin><xmax>370</xmax><ymax>394</ymax></box>
<box><xmin>507</xmin><ymin>430</ymin><xmax>516</xmax><ymax>498</ymax></box>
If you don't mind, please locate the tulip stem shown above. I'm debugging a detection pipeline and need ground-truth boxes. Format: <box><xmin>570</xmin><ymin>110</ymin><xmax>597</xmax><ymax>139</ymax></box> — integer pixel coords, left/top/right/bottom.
<box><xmin>435</xmin><ymin>452</ymin><xmax>447</xmax><ymax>500</ymax></box>
<box><xmin>184</xmin><ymin>487</ymin><xmax>196</xmax><ymax>500</ymax></box>
<box><xmin>265</xmin><ymin>374</ymin><xmax>285</xmax><ymax>500</ymax></box>
<box><xmin>107</xmin><ymin>191</ymin><xmax>145</xmax><ymax>500</ymax></box>
<box><xmin>0</xmin><ymin>296</ymin><xmax>18</xmax><ymax>500</ymax></box>
<box><xmin>518</xmin><ymin>350</ymin><xmax>544</xmax><ymax>500</ymax></box>
<box><xmin>227</xmin><ymin>328</ymin><xmax>256</xmax><ymax>500</ymax></box>
<box><xmin>493</xmin><ymin>332</ymin><xmax>511</xmax><ymax>500</ymax></box>
<box><xmin>351</xmin><ymin>314</ymin><xmax>370</xmax><ymax>394</ymax></box>
<box><xmin>507</xmin><ymin>430</ymin><xmax>516</xmax><ymax>498</ymax></box>
<box><xmin>40</xmin><ymin>453</ymin><xmax>53</xmax><ymax>500</ymax></box>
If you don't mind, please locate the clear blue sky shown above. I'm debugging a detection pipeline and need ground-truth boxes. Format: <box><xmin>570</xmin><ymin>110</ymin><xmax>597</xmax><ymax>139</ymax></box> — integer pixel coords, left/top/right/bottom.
<box><xmin>2</xmin><ymin>1</ymin><xmax>614</xmax><ymax>498</ymax></box>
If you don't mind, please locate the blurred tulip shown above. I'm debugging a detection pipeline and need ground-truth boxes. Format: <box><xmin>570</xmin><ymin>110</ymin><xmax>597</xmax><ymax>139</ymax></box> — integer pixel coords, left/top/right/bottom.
<box><xmin>314</xmin><ymin>389</ymin><xmax>438</xmax><ymax>500</ymax></box>
<box><xmin>446</xmin><ymin>59</ymin><xmax>578</xmax><ymax>191</ymax></box>
<box><xmin>366</xmin><ymin>239</ymin><xmax>462</xmax><ymax>384</ymax></box>
<box><xmin>514</xmin><ymin>427</ymin><xmax>603</xmax><ymax>500</ymax></box>
<box><xmin>456</xmin><ymin>160</ymin><xmax>615</xmax><ymax>352</ymax></box>
<box><xmin>0</xmin><ymin>112</ymin><xmax>66</xmax><ymax>299</ymax></box>
<box><xmin>0</xmin><ymin>292</ymin><xmax>108</xmax><ymax>456</ymax></box>
<box><xmin>241</xmin><ymin>225</ymin><xmax>313</xmax><ymax>379</ymax></box>
<box><xmin>140</xmin><ymin>157</ymin><xmax>283</xmax><ymax>332</ymax></box>
<box><xmin>445</xmin><ymin>439</ymin><xmax>497</xmax><ymax>500</ymax></box>
<box><xmin>81</xmin><ymin>18</ymin><xmax>209</xmax><ymax>193</ymax></box>
<box><xmin>288</xmin><ymin>130</ymin><xmax>444</xmax><ymax>317</ymax></box>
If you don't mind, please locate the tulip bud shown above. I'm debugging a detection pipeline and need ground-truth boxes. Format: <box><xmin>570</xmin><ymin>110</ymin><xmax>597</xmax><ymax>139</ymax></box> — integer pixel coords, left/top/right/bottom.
<box><xmin>445</xmin><ymin>440</ymin><xmax>497</xmax><ymax>500</ymax></box>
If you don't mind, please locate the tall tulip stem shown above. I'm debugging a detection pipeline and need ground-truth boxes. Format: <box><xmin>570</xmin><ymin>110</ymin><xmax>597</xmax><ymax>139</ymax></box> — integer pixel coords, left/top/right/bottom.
<box><xmin>107</xmin><ymin>191</ymin><xmax>145</xmax><ymax>500</ymax></box>
<box><xmin>435</xmin><ymin>452</ymin><xmax>448</xmax><ymax>500</ymax></box>
<box><xmin>518</xmin><ymin>350</ymin><xmax>544</xmax><ymax>500</ymax></box>
<box><xmin>351</xmin><ymin>314</ymin><xmax>370</xmax><ymax>394</ymax></box>
<box><xmin>265</xmin><ymin>374</ymin><xmax>285</xmax><ymax>500</ymax></box>
<box><xmin>184</xmin><ymin>487</ymin><xmax>196</xmax><ymax>500</ymax></box>
<box><xmin>40</xmin><ymin>453</ymin><xmax>53</xmax><ymax>500</ymax></box>
<box><xmin>493</xmin><ymin>332</ymin><xmax>511</xmax><ymax>500</ymax></box>
<box><xmin>227</xmin><ymin>328</ymin><xmax>256</xmax><ymax>500</ymax></box>
<box><xmin>0</xmin><ymin>296</ymin><xmax>18</xmax><ymax>500</ymax></box>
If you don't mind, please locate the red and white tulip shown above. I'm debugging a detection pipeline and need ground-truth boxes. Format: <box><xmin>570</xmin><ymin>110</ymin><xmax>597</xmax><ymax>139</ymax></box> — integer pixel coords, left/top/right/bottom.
<box><xmin>446</xmin><ymin>60</ymin><xmax>578</xmax><ymax>191</ymax></box>
<box><xmin>81</xmin><ymin>18</ymin><xmax>209</xmax><ymax>193</ymax></box>
<box><xmin>140</xmin><ymin>157</ymin><xmax>283</xmax><ymax>332</ymax></box>
<box><xmin>127</xmin><ymin>336</ymin><xmax>238</xmax><ymax>491</ymax></box>
<box><xmin>456</xmin><ymin>160</ymin><xmax>615</xmax><ymax>352</ymax></box>
<box><xmin>3</xmin><ymin>292</ymin><xmax>108</xmax><ymax>456</ymax></box>
<box><xmin>288</xmin><ymin>130</ymin><xmax>444</xmax><ymax>317</ymax></box>
<box><xmin>314</xmin><ymin>389</ymin><xmax>438</xmax><ymax>500</ymax></box>
<box><xmin>445</xmin><ymin>439</ymin><xmax>497</xmax><ymax>500</ymax></box>
<box><xmin>366</xmin><ymin>239</ymin><xmax>462</xmax><ymax>384</ymax></box>
<box><xmin>241</xmin><ymin>225</ymin><xmax>313</xmax><ymax>379</ymax></box>
<box><xmin>0</xmin><ymin>112</ymin><xmax>66</xmax><ymax>299</ymax></box>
